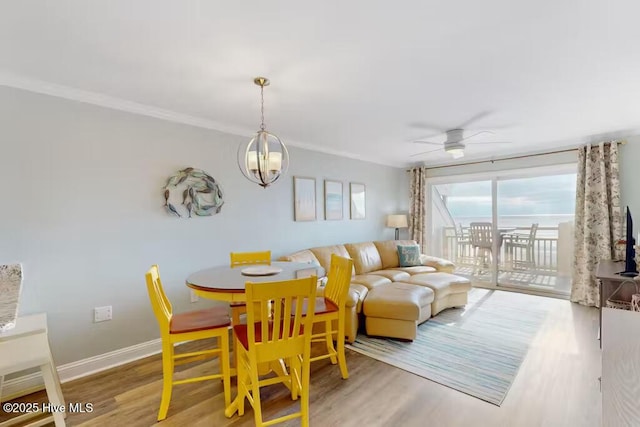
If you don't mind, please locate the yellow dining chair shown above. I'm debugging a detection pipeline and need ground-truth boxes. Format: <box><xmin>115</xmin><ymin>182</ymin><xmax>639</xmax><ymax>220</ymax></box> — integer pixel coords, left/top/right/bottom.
<box><xmin>145</xmin><ymin>265</ymin><xmax>231</xmax><ymax>421</ymax></box>
<box><xmin>229</xmin><ymin>250</ymin><xmax>273</xmax><ymax>338</ymax></box>
<box><xmin>228</xmin><ymin>276</ymin><xmax>317</xmax><ymax>427</ymax></box>
<box><xmin>230</xmin><ymin>250</ymin><xmax>272</xmax><ymax>267</ymax></box>
<box><xmin>309</xmin><ymin>254</ymin><xmax>353</xmax><ymax>379</ymax></box>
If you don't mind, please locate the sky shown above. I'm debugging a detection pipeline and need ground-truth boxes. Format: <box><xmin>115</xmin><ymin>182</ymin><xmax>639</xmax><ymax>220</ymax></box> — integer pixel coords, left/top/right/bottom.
<box><xmin>437</xmin><ymin>173</ymin><xmax>577</xmax><ymax>218</ymax></box>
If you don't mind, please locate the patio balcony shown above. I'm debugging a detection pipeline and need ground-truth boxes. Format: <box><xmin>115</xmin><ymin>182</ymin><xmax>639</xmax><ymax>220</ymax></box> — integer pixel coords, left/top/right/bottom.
<box><xmin>440</xmin><ymin>223</ymin><xmax>574</xmax><ymax>295</ymax></box>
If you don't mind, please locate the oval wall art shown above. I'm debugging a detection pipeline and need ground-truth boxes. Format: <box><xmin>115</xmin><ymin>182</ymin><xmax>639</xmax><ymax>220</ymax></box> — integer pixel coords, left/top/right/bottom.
<box><xmin>163</xmin><ymin>167</ymin><xmax>224</xmax><ymax>218</ymax></box>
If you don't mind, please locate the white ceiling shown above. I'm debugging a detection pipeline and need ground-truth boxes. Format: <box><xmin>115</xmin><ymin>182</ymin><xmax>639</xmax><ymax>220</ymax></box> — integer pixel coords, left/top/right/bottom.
<box><xmin>2</xmin><ymin>1</ymin><xmax>640</xmax><ymax>167</ymax></box>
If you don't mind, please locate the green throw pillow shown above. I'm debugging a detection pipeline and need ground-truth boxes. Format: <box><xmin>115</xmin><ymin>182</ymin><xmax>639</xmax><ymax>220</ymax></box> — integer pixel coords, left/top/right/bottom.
<box><xmin>397</xmin><ymin>245</ymin><xmax>421</xmax><ymax>267</ymax></box>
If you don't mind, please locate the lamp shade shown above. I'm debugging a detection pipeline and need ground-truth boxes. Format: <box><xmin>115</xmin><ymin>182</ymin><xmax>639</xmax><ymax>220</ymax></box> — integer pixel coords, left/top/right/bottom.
<box><xmin>386</xmin><ymin>214</ymin><xmax>408</xmax><ymax>228</ymax></box>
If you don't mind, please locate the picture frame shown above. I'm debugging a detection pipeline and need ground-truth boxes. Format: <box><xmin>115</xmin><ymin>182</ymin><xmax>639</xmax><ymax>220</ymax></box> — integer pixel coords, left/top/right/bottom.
<box><xmin>324</xmin><ymin>180</ymin><xmax>343</xmax><ymax>220</ymax></box>
<box><xmin>293</xmin><ymin>176</ymin><xmax>317</xmax><ymax>221</ymax></box>
<box><xmin>350</xmin><ymin>182</ymin><xmax>366</xmax><ymax>220</ymax></box>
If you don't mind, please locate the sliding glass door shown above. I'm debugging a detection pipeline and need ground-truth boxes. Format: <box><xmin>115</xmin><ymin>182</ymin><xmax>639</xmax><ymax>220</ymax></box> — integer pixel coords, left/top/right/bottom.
<box><xmin>431</xmin><ymin>179</ymin><xmax>495</xmax><ymax>285</ymax></box>
<box><xmin>428</xmin><ymin>165</ymin><xmax>576</xmax><ymax>296</ymax></box>
<box><xmin>496</xmin><ymin>174</ymin><xmax>576</xmax><ymax>294</ymax></box>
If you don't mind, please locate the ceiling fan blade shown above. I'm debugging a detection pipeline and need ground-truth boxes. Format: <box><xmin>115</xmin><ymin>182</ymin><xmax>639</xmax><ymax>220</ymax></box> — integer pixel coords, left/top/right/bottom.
<box><xmin>467</xmin><ymin>141</ymin><xmax>512</xmax><ymax>145</ymax></box>
<box><xmin>413</xmin><ymin>140</ymin><xmax>443</xmax><ymax>145</ymax></box>
<box><xmin>407</xmin><ymin>122</ymin><xmax>448</xmax><ymax>132</ymax></box>
<box><xmin>459</xmin><ymin>130</ymin><xmax>494</xmax><ymax>142</ymax></box>
<box><xmin>455</xmin><ymin>111</ymin><xmax>493</xmax><ymax>129</ymax></box>
<box><xmin>407</xmin><ymin>132</ymin><xmax>442</xmax><ymax>142</ymax></box>
<box><xmin>410</xmin><ymin>147</ymin><xmax>444</xmax><ymax>157</ymax></box>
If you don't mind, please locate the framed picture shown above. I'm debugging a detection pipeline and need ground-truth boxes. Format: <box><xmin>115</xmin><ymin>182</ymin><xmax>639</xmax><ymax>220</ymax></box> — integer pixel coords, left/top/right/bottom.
<box><xmin>293</xmin><ymin>176</ymin><xmax>317</xmax><ymax>221</ymax></box>
<box><xmin>324</xmin><ymin>180</ymin><xmax>343</xmax><ymax>220</ymax></box>
<box><xmin>350</xmin><ymin>182</ymin><xmax>366</xmax><ymax>220</ymax></box>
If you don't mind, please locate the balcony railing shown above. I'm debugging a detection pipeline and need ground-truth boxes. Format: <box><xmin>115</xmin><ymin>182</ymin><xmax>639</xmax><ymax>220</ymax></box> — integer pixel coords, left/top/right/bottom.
<box><xmin>441</xmin><ymin>225</ymin><xmax>565</xmax><ymax>273</ymax></box>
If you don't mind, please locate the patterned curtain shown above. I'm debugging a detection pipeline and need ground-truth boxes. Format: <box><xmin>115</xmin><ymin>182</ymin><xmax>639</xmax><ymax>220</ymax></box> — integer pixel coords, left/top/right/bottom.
<box><xmin>408</xmin><ymin>167</ymin><xmax>427</xmax><ymax>252</ymax></box>
<box><xmin>571</xmin><ymin>141</ymin><xmax>622</xmax><ymax>306</ymax></box>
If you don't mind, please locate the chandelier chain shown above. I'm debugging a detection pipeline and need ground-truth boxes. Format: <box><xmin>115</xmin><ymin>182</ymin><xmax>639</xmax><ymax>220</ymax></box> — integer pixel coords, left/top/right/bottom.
<box><xmin>260</xmin><ymin>84</ymin><xmax>265</xmax><ymax>131</ymax></box>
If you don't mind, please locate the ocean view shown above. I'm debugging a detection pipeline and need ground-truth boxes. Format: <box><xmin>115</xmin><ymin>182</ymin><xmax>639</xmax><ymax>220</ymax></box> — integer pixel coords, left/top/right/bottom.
<box><xmin>451</xmin><ymin>214</ymin><xmax>575</xmax><ymax>238</ymax></box>
<box><xmin>453</xmin><ymin>214</ymin><xmax>575</xmax><ymax>228</ymax></box>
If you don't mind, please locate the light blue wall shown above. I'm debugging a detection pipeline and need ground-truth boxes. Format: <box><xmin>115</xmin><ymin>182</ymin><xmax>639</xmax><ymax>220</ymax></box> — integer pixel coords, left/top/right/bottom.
<box><xmin>0</xmin><ymin>86</ymin><xmax>406</xmax><ymax>364</ymax></box>
<box><xmin>620</xmin><ymin>136</ymin><xmax>640</xmax><ymax>220</ymax></box>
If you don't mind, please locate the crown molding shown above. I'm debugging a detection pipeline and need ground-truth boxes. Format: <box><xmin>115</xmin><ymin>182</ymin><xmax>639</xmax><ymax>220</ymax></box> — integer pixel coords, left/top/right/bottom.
<box><xmin>0</xmin><ymin>71</ymin><xmax>404</xmax><ymax>168</ymax></box>
<box><xmin>0</xmin><ymin>70</ymin><xmax>251</xmax><ymax>136</ymax></box>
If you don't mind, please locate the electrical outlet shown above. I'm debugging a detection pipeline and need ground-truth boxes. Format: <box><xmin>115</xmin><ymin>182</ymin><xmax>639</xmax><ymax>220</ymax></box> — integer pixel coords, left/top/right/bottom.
<box><xmin>190</xmin><ymin>289</ymin><xmax>199</xmax><ymax>303</ymax></box>
<box><xmin>94</xmin><ymin>306</ymin><xmax>112</xmax><ymax>322</ymax></box>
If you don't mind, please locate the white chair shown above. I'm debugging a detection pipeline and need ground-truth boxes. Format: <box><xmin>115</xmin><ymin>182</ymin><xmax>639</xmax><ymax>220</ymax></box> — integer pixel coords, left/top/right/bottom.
<box><xmin>455</xmin><ymin>224</ymin><xmax>472</xmax><ymax>265</ymax></box>
<box><xmin>469</xmin><ymin>222</ymin><xmax>493</xmax><ymax>275</ymax></box>
<box><xmin>0</xmin><ymin>313</ymin><xmax>66</xmax><ymax>427</ymax></box>
<box><xmin>505</xmin><ymin>223</ymin><xmax>539</xmax><ymax>271</ymax></box>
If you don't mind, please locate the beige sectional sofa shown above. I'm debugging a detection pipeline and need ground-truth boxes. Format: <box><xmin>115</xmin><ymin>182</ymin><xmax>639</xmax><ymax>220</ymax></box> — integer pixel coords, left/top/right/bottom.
<box><xmin>279</xmin><ymin>240</ymin><xmax>470</xmax><ymax>342</ymax></box>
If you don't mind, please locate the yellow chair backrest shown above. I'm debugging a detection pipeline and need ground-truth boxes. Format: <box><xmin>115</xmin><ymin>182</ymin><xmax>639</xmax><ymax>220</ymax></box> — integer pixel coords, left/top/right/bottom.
<box><xmin>324</xmin><ymin>254</ymin><xmax>353</xmax><ymax>308</ymax></box>
<box><xmin>145</xmin><ymin>265</ymin><xmax>173</xmax><ymax>336</ymax></box>
<box><xmin>230</xmin><ymin>251</ymin><xmax>272</xmax><ymax>267</ymax></box>
<box><xmin>244</xmin><ymin>276</ymin><xmax>317</xmax><ymax>363</ymax></box>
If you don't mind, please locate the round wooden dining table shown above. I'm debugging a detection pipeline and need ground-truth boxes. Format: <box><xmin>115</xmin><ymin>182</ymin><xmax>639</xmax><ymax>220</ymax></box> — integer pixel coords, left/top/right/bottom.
<box><xmin>186</xmin><ymin>261</ymin><xmax>324</xmax><ymax>418</ymax></box>
<box><xmin>186</xmin><ymin>261</ymin><xmax>325</xmax><ymax>302</ymax></box>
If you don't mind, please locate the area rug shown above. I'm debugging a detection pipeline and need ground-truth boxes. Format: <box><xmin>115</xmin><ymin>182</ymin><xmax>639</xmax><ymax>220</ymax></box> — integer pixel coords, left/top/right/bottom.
<box><xmin>347</xmin><ymin>288</ymin><xmax>552</xmax><ymax>405</ymax></box>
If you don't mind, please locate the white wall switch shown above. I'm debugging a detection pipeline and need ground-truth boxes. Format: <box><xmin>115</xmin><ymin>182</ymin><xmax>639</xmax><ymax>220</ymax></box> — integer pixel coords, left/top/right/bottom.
<box><xmin>190</xmin><ymin>289</ymin><xmax>199</xmax><ymax>303</ymax></box>
<box><xmin>94</xmin><ymin>306</ymin><xmax>112</xmax><ymax>322</ymax></box>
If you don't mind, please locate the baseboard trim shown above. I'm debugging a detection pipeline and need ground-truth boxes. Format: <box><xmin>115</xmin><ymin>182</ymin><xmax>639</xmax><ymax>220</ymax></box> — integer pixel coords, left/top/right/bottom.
<box><xmin>1</xmin><ymin>338</ymin><xmax>162</xmax><ymax>401</ymax></box>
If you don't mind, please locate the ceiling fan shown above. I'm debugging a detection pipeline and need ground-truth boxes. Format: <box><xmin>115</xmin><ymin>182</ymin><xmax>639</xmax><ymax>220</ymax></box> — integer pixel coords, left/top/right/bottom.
<box><xmin>411</xmin><ymin>129</ymin><xmax>512</xmax><ymax>159</ymax></box>
<box><xmin>409</xmin><ymin>111</ymin><xmax>512</xmax><ymax>159</ymax></box>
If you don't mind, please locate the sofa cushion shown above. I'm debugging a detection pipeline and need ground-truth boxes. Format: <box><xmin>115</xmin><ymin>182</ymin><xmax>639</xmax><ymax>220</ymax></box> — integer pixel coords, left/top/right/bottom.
<box><xmin>278</xmin><ymin>249</ymin><xmax>320</xmax><ymax>265</ymax></box>
<box><xmin>388</xmin><ymin>266</ymin><xmax>437</xmax><ymax>275</ymax></box>
<box><xmin>373</xmin><ymin>240</ymin><xmax>418</xmax><ymax>269</ymax></box>
<box><xmin>351</xmin><ymin>274</ymin><xmax>392</xmax><ymax>290</ymax></box>
<box><xmin>309</xmin><ymin>245</ymin><xmax>353</xmax><ymax>274</ymax></box>
<box><xmin>348</xmin><ymin>283</ymin><xmax>369</xmax><ymax>312</ymax></box>
<box><xmin>419</xmin><ymin>254</ymin><xmax>456</xmax><ymax>273</ymax></box>
<box><xmin>344</xmin><ymin>242</ymin><xmax>383</xmax><ymax>274</ymax></box>
<box><xmin>368</xmin><ymin>270</ymin><xmax>411</xmax><ymax>282</ymax></box>
<box><xmin>398</xmin><ymin>244</ymin><xmax>421</xmax><ymax>266</ymax></box>
<box><xmin>316</xmin><ymin>282</ymin><xmax>365</xmax><ymax>311</ymax></box>
<box><xmin>408</xmin><ymin>272</ymin><xmax>471</xmax><ymax>299</ymax></box>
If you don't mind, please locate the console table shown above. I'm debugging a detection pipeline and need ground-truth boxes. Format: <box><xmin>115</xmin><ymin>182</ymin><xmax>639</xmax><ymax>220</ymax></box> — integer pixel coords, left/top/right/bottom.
<box><xmin>596</xmin><ymin>260</ymin><xmax>640</xmax><ymax>425</ymax></box>
<box><xmin>595</xmin><ymin>260</ymin><xmax>638</xmax><ymax>345</ymax></box>
<box><xmin>602</xmin><ymin>307</ymin><xmax>640</xmax><ymax>425</ymax></box>
<box><xmin>0</xmin><ymin>313</ymin><xmax>66</xmax><ymax>426</ymax></box>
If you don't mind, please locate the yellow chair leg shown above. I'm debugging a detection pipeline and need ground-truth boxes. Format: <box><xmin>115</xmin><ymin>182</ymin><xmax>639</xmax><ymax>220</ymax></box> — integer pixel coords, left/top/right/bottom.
<box><xmin>231</xmin><ymin>306</ymin><xmax>244</xmax><ymax>368</ymax></box>
<box><xmin>158</xmin><ymin>341</ymin><xmax>174</xmax><ymax>421</ymax></box>
<box><xmin>237</xmin><ymin>364</ymin><xmax>246</xmax><ymax>417</ymax></box>
<box><xmin>250</xmin><ymin>362</ymin><xmax>263</xmax><ymax>427</ymax></box>
<box><xmin>325</xmin><ymin>320</ymin><xmax>338</xmax><ymax>365</ymax></box>
<box><xmin>337</xmin><ymin>316</ymin><xmax>349</xmax><ymax>379</ymax></box>
<box><xmin>219</xmin><ymin>334</ymin><xmax>231</xmax><ymax>409</ymax></box>
<box><xmin>290</xmin><ymin>356</ymin><xmax>300</xmax><ymax>401</ymax></box>
<box><xmin>300</xmin><ymin>360</ymin><xmax>311</xmax><ymax>427</ymax></box>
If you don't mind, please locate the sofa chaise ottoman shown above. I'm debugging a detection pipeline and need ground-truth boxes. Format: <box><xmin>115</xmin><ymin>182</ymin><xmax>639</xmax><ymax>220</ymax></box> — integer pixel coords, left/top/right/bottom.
<box><xmin>363</xmin><ymin>282</ymin><xmax>434</xmax><ymax>340</ymax></box>
<box><xmin>407</xmin><ymin>272</ymin><xmax>472</xmax><ymax>316</ymax></box>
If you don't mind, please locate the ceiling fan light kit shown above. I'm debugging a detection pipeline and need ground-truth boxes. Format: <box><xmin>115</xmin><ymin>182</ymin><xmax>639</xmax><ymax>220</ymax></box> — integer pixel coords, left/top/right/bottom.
<box><xmin>410</xmin><ymin>115</ymin><xmax>512</xmax><ymax>160</ymax></box>
<box><xmin>444</xmin><ymin>142</ymin><xmax>465</xmax><ymax>159</ymax></box>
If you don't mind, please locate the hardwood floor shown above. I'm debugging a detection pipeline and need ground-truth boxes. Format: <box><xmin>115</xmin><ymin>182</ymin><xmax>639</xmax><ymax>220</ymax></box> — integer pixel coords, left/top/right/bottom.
<box><xmin>2</xmin><ymin>291</ymin><xmax>601</xmax><ymax>427</ymax></box>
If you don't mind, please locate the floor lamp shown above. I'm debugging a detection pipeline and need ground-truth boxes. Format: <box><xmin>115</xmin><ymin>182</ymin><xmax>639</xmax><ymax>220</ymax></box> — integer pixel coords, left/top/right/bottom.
<box><xmin>386</xmin><ymin>214</ymin><xmax>408</xmax><ymax>240</ymax></box>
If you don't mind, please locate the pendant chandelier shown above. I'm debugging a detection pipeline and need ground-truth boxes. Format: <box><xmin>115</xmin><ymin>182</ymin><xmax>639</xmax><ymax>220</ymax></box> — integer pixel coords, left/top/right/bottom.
<box><xmin>237</xmin><ymin>77</ymin><xmax>289</xmax><ymax>188</ymax></box>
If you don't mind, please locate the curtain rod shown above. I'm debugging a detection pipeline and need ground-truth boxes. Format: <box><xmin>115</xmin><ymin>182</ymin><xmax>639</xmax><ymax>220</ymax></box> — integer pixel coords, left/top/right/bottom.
<box><xmin>407</xmin><ymin>140</ymin><xmax>627</xmax><ymax>172</ymax></box>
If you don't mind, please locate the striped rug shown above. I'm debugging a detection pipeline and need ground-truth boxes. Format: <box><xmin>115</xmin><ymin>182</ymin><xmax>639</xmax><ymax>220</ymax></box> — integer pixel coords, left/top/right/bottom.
<box><xmin>347</xmin><ymin>288</ymin><xmax>552</xmax><ymax>405</ymax></box>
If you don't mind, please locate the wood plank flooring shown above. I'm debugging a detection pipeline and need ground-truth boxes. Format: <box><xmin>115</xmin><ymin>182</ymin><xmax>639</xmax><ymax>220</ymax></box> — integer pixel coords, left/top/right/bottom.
<box><xmin>1</xmin><ymin>291</ymin><xmax>601</xmax><ymax>427</ymax></box>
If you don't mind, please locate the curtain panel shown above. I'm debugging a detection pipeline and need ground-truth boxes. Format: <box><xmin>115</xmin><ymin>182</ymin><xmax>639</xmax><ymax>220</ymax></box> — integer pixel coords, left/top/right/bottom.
<box><xmin>571</xmin><ymin>141</ymin><xmax>622</xmax><ymax>306</ymax></box>
<box><xmin>408</xmin><ymin>167</ymin><xmax>427</xmax><ymax>252</ymax></box>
